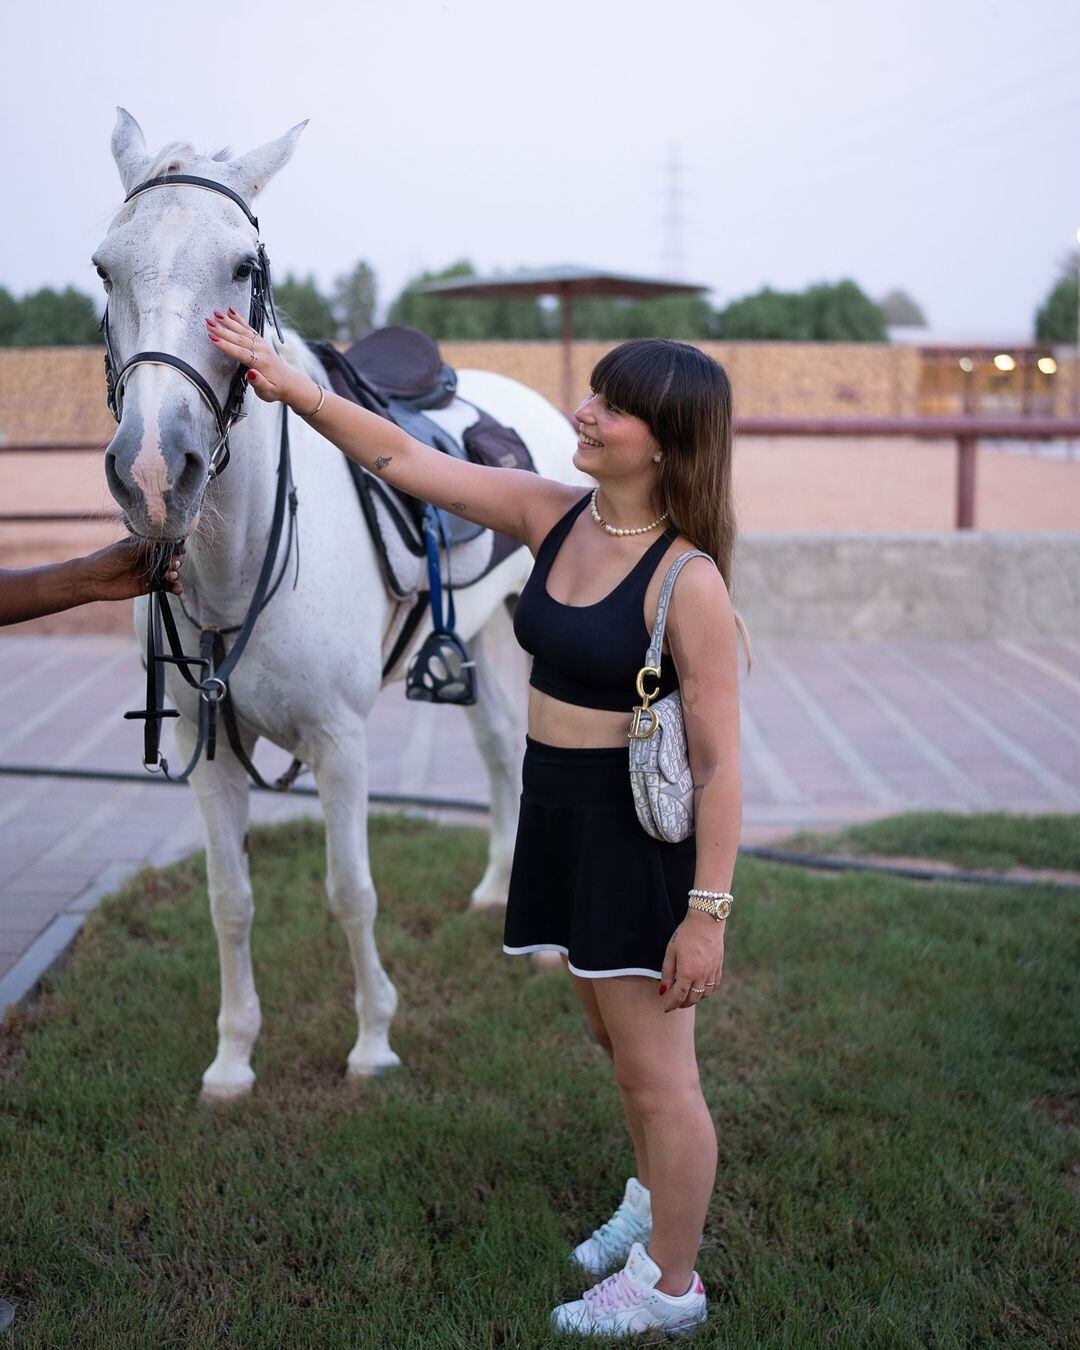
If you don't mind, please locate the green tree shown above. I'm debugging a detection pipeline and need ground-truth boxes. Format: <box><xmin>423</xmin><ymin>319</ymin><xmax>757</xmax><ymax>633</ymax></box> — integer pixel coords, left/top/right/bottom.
<box><xmin>570</xmin><ymin>294</ymin><xmax>717</xmax><ymax>340</ymax></box>
<box><xmin>274</xmin><ymin>272</ymin><xmax>336</xmax><ymax>339</ymax></box>
<box><xmin>720</xmin><ymin>286</ymin><xmax>814</xmax><ymax>340</ymax></box>
<box><xmin>720</xmin><ymin>279</ymin><xmax>885</xmax><ymax>341</ymax></box>
<box><xmin>333</xmin><ymin>260</ymin><xmax>377</xmax><ymax>342</ymax></box>
<box><xmin>10</xmin><ymin>286</ymin><xmax>102</xmax><ymax>345</ymax></box>
<box><xmin>1034</xmin><ymin>261</ymin><xmax>1077</xmax><ymax>343</ymax></box>
<box><xmin>389</xmin><ymin>261</ymin><xmax>545</xmax><ymax>339</ymax></box>
<box><xmin>804</xmin><ymin>280</ymin><xmax>886</xmax><ymax>341</ymax></box>
<box><xmin>0</xmin><ymin>286</ymin><xmax>20</xmax><ymax>346</ymax></box>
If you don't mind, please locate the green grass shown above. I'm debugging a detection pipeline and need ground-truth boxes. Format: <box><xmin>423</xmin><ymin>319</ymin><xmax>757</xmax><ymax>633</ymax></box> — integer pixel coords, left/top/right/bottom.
<box><xmin>773</xmin><ymin>810</ymin><xmax>1080</xmax><ymax>874</ymax></box>
<box><xmin>1</xmin><ymin>813</ymin><xmax>1078</xmax><ymax>1348</ymax></box>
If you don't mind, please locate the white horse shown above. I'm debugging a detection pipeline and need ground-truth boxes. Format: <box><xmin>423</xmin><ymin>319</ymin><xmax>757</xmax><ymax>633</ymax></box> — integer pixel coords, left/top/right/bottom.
<box><xmin>96</xmin><ymin>110</ymin><xmax>583</xmax><ymax>1100</ymax></box>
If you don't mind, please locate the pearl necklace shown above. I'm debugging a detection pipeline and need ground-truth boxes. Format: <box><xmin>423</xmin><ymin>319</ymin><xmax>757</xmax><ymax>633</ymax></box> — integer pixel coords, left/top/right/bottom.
<box><xmin>589</xmin><ymin>487</ymin><xmax>669</xmax><ymax>537</ymax></box>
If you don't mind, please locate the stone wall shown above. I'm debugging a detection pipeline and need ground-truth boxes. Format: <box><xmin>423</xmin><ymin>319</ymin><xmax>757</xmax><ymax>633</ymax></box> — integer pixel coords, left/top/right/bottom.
<box><xmin>734</xmin><ymin>532</ymin><xmax>1080</xmax><ymax>638</ymax></box>
<box><xmin>441</xmin><ymin>340</ymin><xmax>922</xmax><ymax>418</ymax></box>
<box><xmin>0</xmin><ymin>340</ymin><xmax>923</xmax><ymax>445</ymax></box>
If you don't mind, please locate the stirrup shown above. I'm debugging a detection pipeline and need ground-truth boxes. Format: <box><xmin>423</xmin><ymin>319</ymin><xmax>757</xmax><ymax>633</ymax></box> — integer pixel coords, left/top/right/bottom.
<box><xmin>405</xmin><ymin>629</ymin><xmax>476</xmax><ymax>705</ymax></box>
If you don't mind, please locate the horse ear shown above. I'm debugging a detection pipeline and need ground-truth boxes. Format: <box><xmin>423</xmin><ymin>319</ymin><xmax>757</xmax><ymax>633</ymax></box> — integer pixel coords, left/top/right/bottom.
<box><xmin>230</xmin><ymin>121</ymin><xmax>309</xmax><ymax>201</ymax></box>
<box><xmin>112</xmin><ymin>107</ymin><xmax>151</xmax><ymax>193</ymax></box>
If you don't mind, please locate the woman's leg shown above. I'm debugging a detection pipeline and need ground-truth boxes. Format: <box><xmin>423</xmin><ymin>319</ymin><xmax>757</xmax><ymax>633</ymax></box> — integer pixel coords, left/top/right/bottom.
<box><xmin>592</xmin><ymin>975</ymin><xmax>717</xmax><ymax>1297</ymax></box>
<box><xmin>563</xmin><ymin>959</ymin><xmax>650</xmax><ymax>1187</ymax></box>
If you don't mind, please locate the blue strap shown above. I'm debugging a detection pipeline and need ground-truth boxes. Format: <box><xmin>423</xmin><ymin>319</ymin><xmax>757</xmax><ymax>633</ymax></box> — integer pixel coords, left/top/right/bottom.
<box><xmin>422</xmin><ymin>505</ymin><xmax>456</xmax><ymax>633</ymax></box>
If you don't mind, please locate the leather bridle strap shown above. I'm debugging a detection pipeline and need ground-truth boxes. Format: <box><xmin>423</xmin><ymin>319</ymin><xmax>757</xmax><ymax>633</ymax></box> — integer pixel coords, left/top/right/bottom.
<box><xmin>124</xmin><ymin>403</ymin><xmax>297</xmax><ymax>784</ymax></box>
<box><xmin>101</xmin><ymin>172</ymin><xmax>284</xmax><ymax>480</ymax></box>
<box><xmin>122</xmin><ymin>174</ymin><xmax>262</xmax><ymax>230</ymax></box>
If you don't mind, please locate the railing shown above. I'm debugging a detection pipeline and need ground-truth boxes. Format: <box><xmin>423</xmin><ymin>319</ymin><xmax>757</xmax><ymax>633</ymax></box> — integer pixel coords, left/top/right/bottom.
<box><xmin>4</xmin><ymin>418</ymin><xmax>1080</xmax><ymax>530</ymax></box>
<box><xmin>736</xmin><ymin>417</ymin><xmax>1080</xmax><ymax>529</ymax></box>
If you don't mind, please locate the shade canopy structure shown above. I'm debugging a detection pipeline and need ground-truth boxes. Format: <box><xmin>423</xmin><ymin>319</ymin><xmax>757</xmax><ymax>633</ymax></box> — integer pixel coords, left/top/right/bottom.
<box><xmin>418</xmin><ymin>265</ymin><xmax>709</xmax><ymax>414</ymax></box>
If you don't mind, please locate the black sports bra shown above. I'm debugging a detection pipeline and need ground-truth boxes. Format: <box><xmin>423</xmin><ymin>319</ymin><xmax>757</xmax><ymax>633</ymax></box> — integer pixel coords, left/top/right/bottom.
<box><xmin>512</xmin><ymin>491</ymin><xmax>681</xmax><ymax>713</ymax></box>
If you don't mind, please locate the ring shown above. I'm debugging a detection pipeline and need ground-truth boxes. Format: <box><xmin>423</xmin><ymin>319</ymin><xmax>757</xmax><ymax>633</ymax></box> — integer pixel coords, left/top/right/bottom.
<box><xmin>249</xmin><ymin>343</ymin><xmax>256</xmax><ymax>364</ymax></box>
<box><xmin>705</xmin><ymin>980</ymin><xmax>718</xmax><ymax>987</ymax></box>
<box><xmin>690</xmin><ymin>986</ymin><xmax>706</xmax><ymax>995</ymax></box>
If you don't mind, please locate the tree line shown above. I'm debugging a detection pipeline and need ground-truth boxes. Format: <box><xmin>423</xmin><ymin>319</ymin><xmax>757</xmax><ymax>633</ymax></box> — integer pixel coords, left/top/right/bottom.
<box><xmin>0</xmin><ymin>260</ymin><xmax>944</xmax><ymax>346</ymax></box>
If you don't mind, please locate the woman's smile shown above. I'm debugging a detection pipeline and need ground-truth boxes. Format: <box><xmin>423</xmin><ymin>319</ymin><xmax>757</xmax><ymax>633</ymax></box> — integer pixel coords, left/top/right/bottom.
<box><xmin>578</xmin><ymin>426</ymin><xmax>604</xmax><ymax>448</ymax></box>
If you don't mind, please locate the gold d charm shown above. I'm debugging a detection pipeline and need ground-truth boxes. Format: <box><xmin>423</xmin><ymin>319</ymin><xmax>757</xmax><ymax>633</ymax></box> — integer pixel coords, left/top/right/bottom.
<box><xmin>628</xmin><ymin>665</ymin><xmax>662</xmax><ymax>740</ymax></box>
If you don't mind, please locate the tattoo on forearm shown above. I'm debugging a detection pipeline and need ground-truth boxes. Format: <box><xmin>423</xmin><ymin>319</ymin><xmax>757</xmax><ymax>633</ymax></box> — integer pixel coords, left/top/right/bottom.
<box><xmin>373</xmin><ymin>456</ymin><xmax>392</xmax><ymax>472</ymax></box>
<box><xmin>450</xmin><ymin>501</ymin><xmax>468</xmax><ymax>513</ymax></box>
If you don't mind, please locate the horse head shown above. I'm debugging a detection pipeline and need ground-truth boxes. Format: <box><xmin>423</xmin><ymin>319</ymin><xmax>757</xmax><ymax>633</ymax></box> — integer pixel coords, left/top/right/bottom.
<box><xmin>94</xmin><ymin>108</ymin><xmax>306</xmax><ymax>541</ymax></box>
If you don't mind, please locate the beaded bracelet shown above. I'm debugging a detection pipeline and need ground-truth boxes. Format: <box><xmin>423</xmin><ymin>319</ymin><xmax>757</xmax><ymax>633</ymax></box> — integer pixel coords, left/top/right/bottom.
<box><xmin>689</xmin><ymin>888</ymin><xmax>734</xmax><ymax>901</ymax></box>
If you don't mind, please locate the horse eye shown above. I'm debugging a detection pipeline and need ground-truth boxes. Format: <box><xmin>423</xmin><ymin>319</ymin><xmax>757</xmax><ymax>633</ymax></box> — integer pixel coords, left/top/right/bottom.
<box><xmin>94</xmin><ymin>263</ymin><xmax>111</xmax><ymax>291</ymax></box>
<box><xmin>234</xmin><ymin>261</ymin><xmax>254</xmax><ymax>281</ymax></box>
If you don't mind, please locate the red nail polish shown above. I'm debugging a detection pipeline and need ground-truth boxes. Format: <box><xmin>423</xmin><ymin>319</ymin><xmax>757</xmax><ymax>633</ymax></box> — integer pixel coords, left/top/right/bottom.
<box><xmin>658</xmin><ymin>984</ymin><xmax>667</xmax><ymax>997</ymax></box>
<box><xmin>206</xmin><ymin>320</ymin><xmax>216</xmax><ymax>328</ymax></box>
<box><xmin>214</xmin><ymin>310</ymin><xmax>225</xmax><ymax>319</ymax></box>
<box><xmin>246</xmin><ymin>370</ymin><xmax>257</xmax><ymax>382</ymax></box>
<box><xmin>209</xmin><ymin>334</ymin><xmax>219</xmax><ymax>342</ymax></box>
<box><xmin>227</xmin><ymin>306</ymin><xmax>237</xmax><ymax>316</ymax></box>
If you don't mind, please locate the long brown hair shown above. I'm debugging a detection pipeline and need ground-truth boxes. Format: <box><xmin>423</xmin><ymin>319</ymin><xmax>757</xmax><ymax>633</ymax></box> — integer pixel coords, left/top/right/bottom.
<box><xmin>590</xmin><ymin>339</ymin><xmax>752</xmax><ymax>671</ymax></box>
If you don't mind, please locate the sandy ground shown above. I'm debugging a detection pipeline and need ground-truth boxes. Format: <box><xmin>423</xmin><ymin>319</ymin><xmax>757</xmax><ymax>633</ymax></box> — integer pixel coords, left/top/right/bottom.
<box><xmin>3</xmin><ymin>436</ymin><xmax>1078</xmax><ymax>636</ymax></box>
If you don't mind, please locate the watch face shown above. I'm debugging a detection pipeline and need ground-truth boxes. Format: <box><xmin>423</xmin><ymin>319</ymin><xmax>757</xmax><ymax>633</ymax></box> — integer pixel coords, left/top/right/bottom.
<box><xmin>717</xmin><ymin>898</ymin><xmax>732</xmax><ymax>919</ymax></box>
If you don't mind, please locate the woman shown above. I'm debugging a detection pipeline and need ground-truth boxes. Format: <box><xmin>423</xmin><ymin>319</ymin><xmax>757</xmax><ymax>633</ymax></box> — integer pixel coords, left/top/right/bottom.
<box><xmin>206</xmin><ymin>309</ymin><xmax>747</xmax><ymax>1340</ymax></box>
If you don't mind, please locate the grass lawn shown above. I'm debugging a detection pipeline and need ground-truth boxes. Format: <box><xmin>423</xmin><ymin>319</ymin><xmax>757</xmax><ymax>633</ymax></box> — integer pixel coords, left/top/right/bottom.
<box><xmin>1</xmin><ymin>813</ymin><xmax>1077</xmax><ymax>1348</ymax></box>
<box><xmin>774</xmin><ymin>810</ymin><xmax>1080</xmax><ymax>876</ymax></box>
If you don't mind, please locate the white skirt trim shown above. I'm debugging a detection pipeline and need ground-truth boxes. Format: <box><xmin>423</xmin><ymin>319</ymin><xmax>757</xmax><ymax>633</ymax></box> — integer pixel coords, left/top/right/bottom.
<box><xmin>502</xmin><ymin>944</ymin><xmax>662</xmax><ymax>981</ymax></box>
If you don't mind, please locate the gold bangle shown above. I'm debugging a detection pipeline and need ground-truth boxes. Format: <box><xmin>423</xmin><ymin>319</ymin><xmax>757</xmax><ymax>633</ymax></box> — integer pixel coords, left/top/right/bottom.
<box><xmin>300</xmin><ymin>381</ymin><xmax>325</xmax><ymax>418</ymax></box>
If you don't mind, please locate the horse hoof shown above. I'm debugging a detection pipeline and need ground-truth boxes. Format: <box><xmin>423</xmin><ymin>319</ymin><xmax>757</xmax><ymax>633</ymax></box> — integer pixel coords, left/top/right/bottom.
<box><xmin>347</xmin><ymin>1052</ymin><xmax>402</xmax><ymax>1082</ymax></box>
<box><xmin>467</xmin><ymin>894</ymin><xmax>507</xmax><ymax>913</ymax></box>
<box><xmin>199</xmin><ymin>1079</ymin><xmax>254</xmax><ymax>1105</ymax></box>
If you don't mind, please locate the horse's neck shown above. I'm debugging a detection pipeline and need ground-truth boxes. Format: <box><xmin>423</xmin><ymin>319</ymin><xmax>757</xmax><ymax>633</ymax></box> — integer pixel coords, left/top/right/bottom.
<box><xmin>183</xmin><ymin>401</ymin><xmax>285</xmax><ymax>625</ymax></box>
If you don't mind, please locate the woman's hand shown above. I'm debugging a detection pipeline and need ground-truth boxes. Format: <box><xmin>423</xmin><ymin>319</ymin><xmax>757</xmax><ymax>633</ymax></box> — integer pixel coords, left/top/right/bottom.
<box><xmin>204</xmin><ymin>308</ymin><xmax>319</xmax><ymax>411</ymax></box>
<box><xmin>658</xmin><ymin>911</ymin><xmax>725</xmax><ymax>1012</ymax></box>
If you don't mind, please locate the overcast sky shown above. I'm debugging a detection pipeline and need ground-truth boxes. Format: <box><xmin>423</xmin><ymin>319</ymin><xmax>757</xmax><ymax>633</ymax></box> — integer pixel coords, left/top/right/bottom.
<box><xmin>3</xmin><ymin>0</ymin><xmax>1078</xmax><ymax>340</ymax></box>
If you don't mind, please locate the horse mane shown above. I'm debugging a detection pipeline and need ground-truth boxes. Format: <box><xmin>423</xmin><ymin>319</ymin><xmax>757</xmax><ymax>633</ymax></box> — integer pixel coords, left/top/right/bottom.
<box><xmin>275</xmin><ymin>327</ymin><xmax>329</xmax><ymax>387</ymax></box>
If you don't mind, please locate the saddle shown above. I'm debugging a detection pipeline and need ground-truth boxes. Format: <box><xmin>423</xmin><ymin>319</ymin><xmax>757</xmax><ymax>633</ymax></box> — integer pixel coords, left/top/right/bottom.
<box><xmin>305</xmin><ymin>327</ymin><xmax>535</xmax><ymax>685</ymax></box>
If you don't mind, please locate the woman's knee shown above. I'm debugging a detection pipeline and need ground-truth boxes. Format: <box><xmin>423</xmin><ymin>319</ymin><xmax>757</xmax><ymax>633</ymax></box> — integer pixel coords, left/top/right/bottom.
<box><xmin>614</xmin><ymin>1062</ymin><xmax>702</xmax><ymax>1118</ymax></box>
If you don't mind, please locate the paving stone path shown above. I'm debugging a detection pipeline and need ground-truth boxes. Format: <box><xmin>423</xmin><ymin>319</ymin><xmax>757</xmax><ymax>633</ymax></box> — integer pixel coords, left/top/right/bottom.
<box><xmin>1</xmin><ymin>632</ymin><xmax>1078</xmax><ymax>1010</ymax></box>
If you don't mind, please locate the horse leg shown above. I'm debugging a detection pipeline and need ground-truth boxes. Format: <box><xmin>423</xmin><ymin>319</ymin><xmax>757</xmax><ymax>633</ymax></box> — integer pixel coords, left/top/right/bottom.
<box><xmin>179</xmin><ymin>718</ymin><xmax>262</xmax><ymax>1102</ymax></box>
<box><xmin>311</xmin><ymin>727</ymin><xmax>401</xmax><ymax>1080</ymax></box>
<box><xmin>463</xmin><ymin>616</ymin><xmax>525</xmax><ymax>911</ymax></box>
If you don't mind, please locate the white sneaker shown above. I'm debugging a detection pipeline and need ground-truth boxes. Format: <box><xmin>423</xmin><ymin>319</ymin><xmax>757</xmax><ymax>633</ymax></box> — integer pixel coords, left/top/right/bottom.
<box><xmin>571</xmin><ymin>1177</ymin><xmax>653</xmax><ymax>1277</ymax></box>
<box><xmin>553</xmin><ymin>1241</ymin><xmax>707</xmax><ymax>1339</ymax></box>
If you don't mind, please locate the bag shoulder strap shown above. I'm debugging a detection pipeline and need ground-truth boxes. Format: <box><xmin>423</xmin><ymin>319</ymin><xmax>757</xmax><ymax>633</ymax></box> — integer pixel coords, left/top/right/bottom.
<box><xmin>645</xmin><ymin>550</ymin><xmax>714</xmax><ymax>671</ymax></box>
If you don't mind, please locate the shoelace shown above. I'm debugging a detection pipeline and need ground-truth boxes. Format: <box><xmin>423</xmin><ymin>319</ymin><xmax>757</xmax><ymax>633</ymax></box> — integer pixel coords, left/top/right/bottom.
<box><xmin>591</xmin><ymin>1204</ymin><xmax>648</xmax><ymax>1259</ymax></box>
<box><xmin>583</xmin><ymin>1270</ymin><xmax>645</xmax><ymax>1315</ymax></box>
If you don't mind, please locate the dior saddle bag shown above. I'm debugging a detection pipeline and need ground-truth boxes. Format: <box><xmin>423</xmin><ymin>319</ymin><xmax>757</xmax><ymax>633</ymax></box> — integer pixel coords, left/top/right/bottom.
<box><xmin>627</xmin><ymin>549</ymin><xmax>712</xmax><ymax>843</ymax></box>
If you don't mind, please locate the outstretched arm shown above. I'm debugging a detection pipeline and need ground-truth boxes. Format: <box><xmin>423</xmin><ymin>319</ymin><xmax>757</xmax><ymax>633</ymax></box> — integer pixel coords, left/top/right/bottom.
<box><xmin>206</xmin><ymin>308</ymin><xmax>571</xmax><ymax>544</ymax></box>
<box><xmin>0</xmin><ymin>538</ymin><xmax>184</xmax><ymax>627</ymax></box>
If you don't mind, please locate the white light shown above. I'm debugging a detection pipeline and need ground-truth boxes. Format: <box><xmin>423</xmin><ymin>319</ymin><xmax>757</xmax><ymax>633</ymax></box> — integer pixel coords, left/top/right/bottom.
<box><xmin>958</xmin><ymin>357</ymin><xmax>975</xmax><ymax>372</ymax></box>
<box><xmin>993</xmin><ymin>353</ymin><xmax>1017</xmax><ymax>372</ymax></box>
<box><xmin>1037</xmin><ymin>356</ymin><xmax>1058</xmax><ymax>375</ymax></box>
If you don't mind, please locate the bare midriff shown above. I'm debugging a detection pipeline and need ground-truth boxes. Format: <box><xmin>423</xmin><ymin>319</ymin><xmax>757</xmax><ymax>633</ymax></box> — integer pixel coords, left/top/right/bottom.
<box><xmin>526</xmin><ymin>685</ymin><xmax>633</xmax><ymax>750</ymax></box>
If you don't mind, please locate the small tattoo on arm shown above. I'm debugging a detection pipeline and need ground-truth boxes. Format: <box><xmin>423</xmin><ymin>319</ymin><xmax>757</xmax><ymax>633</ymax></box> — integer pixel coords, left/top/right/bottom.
<box><xmin>373</xmin><ymin>456</ymin><xmax>392</xmax><ymax>472</ymax></box>
<box><xmin>450</xmin><ymin>501</ymin><xmax>468</xmax><ymax>513</ymax></box>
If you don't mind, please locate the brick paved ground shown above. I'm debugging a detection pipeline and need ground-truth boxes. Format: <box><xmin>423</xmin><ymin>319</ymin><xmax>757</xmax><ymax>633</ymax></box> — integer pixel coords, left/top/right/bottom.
<box><xmin>1</xmin><ymin>632</ymin><xmax>1078</xmax><ymax>1009</ymax></box>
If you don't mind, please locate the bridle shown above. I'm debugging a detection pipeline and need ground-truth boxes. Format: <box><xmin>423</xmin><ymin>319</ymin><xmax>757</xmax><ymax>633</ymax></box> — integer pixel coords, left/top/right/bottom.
<box><xmin>100</xmin><ymin>172</ymin><xmax>284</xmax><ymax>479</ymax></box>
<box><xmin>105</xmin><ymin>172</ymin><xmax>303</xmax><ymax>790</ymax></box>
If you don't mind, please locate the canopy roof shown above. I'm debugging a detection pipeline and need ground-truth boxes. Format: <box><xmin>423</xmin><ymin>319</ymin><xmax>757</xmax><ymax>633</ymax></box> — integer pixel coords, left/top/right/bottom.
<box><xmin>419</xmin><ymin>264</ymin><xmax>708</xmax><ymax>301</ymax></box>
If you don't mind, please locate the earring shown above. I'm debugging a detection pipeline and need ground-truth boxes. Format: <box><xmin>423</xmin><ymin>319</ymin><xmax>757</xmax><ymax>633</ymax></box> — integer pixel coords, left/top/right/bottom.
<box><xmin>653</xmin><ymin>454</ymin><xmax>662</xmax><ymax>463</ymax></box>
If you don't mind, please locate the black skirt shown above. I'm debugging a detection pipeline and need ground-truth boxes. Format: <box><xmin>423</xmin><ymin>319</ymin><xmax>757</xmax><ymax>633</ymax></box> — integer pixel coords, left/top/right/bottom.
<box><xmin>502</xmin><ymin>735</ymin><xmax>696</xmax><ymax>980</ymax></box>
